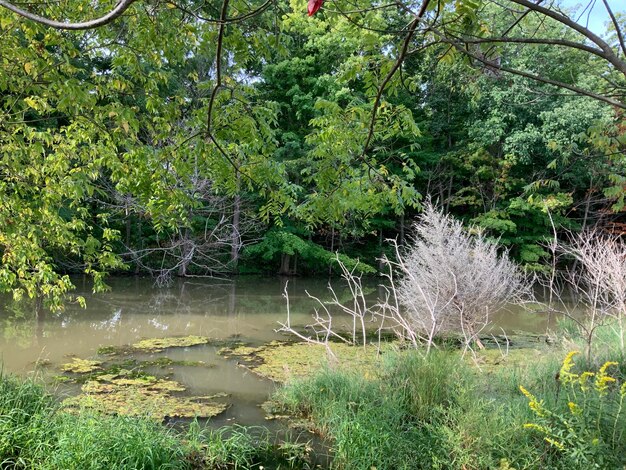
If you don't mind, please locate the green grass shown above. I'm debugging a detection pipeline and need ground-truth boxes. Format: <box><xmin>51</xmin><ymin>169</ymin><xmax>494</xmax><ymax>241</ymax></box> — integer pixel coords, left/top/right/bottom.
<box><xmin>273</xmin><ymin>344</ymin><xmax>626</xmax><ymax>470</ymax></box>
<box><xmin>0</xmin><ymin>373</ymin><xmax>314</xmax><ymax>469</ymax></box>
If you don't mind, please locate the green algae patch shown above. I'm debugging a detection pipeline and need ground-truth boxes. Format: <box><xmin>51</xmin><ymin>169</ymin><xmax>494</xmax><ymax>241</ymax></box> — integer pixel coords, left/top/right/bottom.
<box><xmin>132</xmin><ymin>335</ymin><xmax>210</xmax><ymax>352</ymax></box>
<box><xmin>469</xmin><ymin>346</ymin><xmax>546</xmax><ymax>372</ymax></box>
<box><xmin>219</xmin><ymin>345</ymin><xmax>264</xmax><ymax>358</ymax></box>
<box><xmin>140</xmin><ymin>357</ymin><xmax>213</xmax><ymax>368</ymax></box>
<box><xmin>62</xmin><ymin>372</ymin><xmax>228</xmax><ymax>420</ymax></box>
<box><xmin>60</xmin><ymin>358</ymin><xmax>103</xmax><ymax>374</ymax></box>
<box><xmin>221</xmin><ymin>341</ymin><xmax>392</xmax><ymax>383</ymax></box>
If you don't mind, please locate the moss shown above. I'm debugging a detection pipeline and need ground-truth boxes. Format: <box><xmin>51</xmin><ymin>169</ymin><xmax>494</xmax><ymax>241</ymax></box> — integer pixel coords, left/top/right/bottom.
<box><xmin>60</xmin><ymin>358</ymin><xmax>103</xmax><ymax>374</ymax></box>
<box><xmin>62</xmin><ymin>372</ymin><xmax>228</xmax><ymax>420</ymax></box>
<box><xmin>132</xmin><ymin>335</ymin><xmax>210</xmax><ymax>352</ymax></box>
<box><xmin>220</xmin><ymin>341</ymin><xmax>393</xmax><ymax>383</ymax></box>
<box><xmin>140</xmin><ymin>357</ymin><xmax>213</xmax><ymax>368</ymax></box>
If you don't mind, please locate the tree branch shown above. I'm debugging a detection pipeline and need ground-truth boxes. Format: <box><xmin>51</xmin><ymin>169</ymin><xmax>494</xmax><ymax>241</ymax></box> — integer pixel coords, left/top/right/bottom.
<box><xmin>456</xmin><ymin>36</ymin><xmax>605</xmax><ymax>58</ymax></box>
<box><xmin>453</xmin><ymin>39</ymin><xmax>626</xmax><ymax>109</ymax></box>
<box><xmin>601</xmin><ymin>0</ymin><xmax>626</xmax><ymax>58</ymax></box>
<box><xmin>361</xmin><ymin>0</ymin><xmax>432</xmax><ymax>158</ymax></box>
<box><xmin>506</xmin><ymin>0</ymin><xmax>626</xmax><ymax>77</ymax></box>
<box><xmin>0</xmin><ymin>0</ymin><xmax>136</xmax><ymax>30</ymax></box>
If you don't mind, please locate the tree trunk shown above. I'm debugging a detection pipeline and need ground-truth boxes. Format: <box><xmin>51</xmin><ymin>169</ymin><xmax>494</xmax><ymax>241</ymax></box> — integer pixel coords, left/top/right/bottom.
<box><xmin>231</xmin><ymin>192</ymin><xmax>241</xmax><ymax>269</ymax></box>
<box><xmin>279</xmin><ymin>253</ymin><xmax>292</xmax><ymax>276</ymax></box>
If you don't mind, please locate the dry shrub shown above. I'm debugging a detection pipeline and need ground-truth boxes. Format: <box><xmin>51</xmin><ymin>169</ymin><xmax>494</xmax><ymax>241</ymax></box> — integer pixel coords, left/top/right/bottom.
<box><xmin>392</xmin><ymin>203</ymin><xmax>528</xmax><ymax>351</ymax></box>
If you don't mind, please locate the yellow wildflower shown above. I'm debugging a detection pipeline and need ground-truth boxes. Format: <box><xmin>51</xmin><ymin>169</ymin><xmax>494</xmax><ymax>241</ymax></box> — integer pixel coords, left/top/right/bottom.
<box><xmin>598</xmin><ymin>361</ymin><xmax>618</xmax><ymax>376</ymax></box>
<box><xmin>523</xmin><ymin>423</ymin><xmax>550</xmax><ymax>434</ymax></box>
<box><xmin>519</xmin><ymin>385</ymin><xmax>534</xmax><ymax>400</ymax></box>
<box><xmin>621</xmin><ymin>382</ymin><xmax>626</xmax><ymax>398</ymax></box>
<box><xmin>544</xmin><ymin>437</ymin><xmax>565</xmax><ymax>451</ymax></box>
<box><xmin>520</xmin><ymin>386</ymin><xmax>546</xmax><ymax>417</ymax></box>
<box><xmin>578</xmin><ymin>371</ymin><xmax>594</xmax><ymax>392</ymax></box>
<box><xmin>567</xmin><ymin>401</ymin><xmax>582</xmax><ymax>416</ymax></box>
<box><xmin>559</xmin><ymin>351</ymin><xmax>580</xmax><ymax>385</ymax></box>
<box><xmin>594</xmin><ymin>361</ymin><xmax>618</xmax><ymax>396</ymax></box>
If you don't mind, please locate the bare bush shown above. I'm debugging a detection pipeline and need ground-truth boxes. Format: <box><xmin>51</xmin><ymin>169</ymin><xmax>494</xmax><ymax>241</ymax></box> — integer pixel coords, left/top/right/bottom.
<box><xmin>545</xmin><ymin>230</ymin><xmax>626</xmax><ymax>360</ymax></box>
<box><xmin>278</xmin><ymin>205</ymin><xmax>529</xmax><ymax>357</ymax></box>
<box><xmin>391</xmin><ymin>203</ymin><xmax>528</xmax><ymax>352</ymax></box>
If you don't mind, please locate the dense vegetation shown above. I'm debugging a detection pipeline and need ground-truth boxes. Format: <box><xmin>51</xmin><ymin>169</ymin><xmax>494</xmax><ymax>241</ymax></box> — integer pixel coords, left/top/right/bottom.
<box><xmin>274</xmin><ymin>332</ymin><xmax>626</xmax><ymax>469</ymax></box>
<box><xmin>0</xmin><ymin>374</ymin><xmax>314</xmax><ymax>469</ymax></box>
<box><xmin>0</xmin><ymin>0</ymin><xmax>624</xmax><ymax>308</ymax></box>
<box><xmin>1</xmin><ymin>324</ymin><xmax>625</xmax><ymax>469</ymax></box>
<box><xmin>1</xmin><ymin>0</ymin><xmax>626</xmax><ymax>468</ymax></box>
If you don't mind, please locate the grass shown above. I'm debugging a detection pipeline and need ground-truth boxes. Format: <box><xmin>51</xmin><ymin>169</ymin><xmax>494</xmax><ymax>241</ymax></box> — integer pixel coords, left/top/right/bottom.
<box><xmin>0</xmin><ymin>374</ymin><xmax>314</xmax><ymax>469</ymax></box>
<box><xmin>3</xmin><ymin>321</ymin><xmax>626</xmax><ymax>469</ymax></box>
<box><xmin>272</xmin><ymin>331</ymin><xmax>626</xmax><ymax>470</ymax></box>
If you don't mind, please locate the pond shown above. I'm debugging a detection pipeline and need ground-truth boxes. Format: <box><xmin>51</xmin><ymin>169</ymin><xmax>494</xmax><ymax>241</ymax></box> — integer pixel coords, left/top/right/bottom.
<box><xmin>0</xmin><ymin>275</ymin><xmax>552</xmax><ymax>426</ymax></box>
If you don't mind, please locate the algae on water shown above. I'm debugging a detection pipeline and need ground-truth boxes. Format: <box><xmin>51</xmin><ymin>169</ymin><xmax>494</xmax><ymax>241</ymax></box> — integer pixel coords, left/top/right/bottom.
<box><xmin>220</xmin><ymin>341</ymin><xmax>391</xmax><ymax>383</ymax></box>
<box><xmin>62</xmin><ymin>371</ymin><xmax>228</xmax><ymax>420</ymax></box>
<box><xmin>60</xmin><ymin>358</ymin><xmax>103</xmax><ymax>374</ymax></box>
<box><xmin>132</xmin><ymin>335</ymin><xmax>210</xmax><ymax>352</ymax></box>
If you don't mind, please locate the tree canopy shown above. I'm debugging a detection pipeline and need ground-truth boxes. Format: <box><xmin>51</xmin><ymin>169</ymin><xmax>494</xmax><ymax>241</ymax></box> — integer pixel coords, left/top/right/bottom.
<box><xmin>0</xmin><ymin>0</ymin><xmax>624</xmax><ymax>307</ymax></box>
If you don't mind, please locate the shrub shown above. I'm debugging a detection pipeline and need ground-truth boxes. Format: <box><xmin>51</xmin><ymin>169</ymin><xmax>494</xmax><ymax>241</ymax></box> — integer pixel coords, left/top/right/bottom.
<box><xmin>521</xmin><ymin>351</ymin><xmax>626</xmax><ymax>468</ymax></box>
<box><xmin>393</xmin><ymin>203</ymin><xmax>527</xmax><ymax>351</ymax></box>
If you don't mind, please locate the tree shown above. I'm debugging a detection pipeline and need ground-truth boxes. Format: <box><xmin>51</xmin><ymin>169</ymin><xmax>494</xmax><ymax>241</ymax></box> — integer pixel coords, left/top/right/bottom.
<box><xmin>0</xmin><ymin>0</ymin><xmax>624</xmax><ymax>310</ymax></box>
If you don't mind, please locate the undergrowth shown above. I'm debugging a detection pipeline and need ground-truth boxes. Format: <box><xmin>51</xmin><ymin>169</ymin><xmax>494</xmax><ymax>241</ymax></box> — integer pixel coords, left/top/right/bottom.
<box><xmin>0</xmin><ymin>374</ymin><xmax>312</xmax><ymax>469</ymax></box>
<box><xmin>273</xmin><ymin>336</ymin><xmax>626</xmax><ymax>470</ymax></box>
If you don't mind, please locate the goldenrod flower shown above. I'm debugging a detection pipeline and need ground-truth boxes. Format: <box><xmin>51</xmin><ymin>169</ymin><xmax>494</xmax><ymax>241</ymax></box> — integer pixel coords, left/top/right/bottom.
<box><xmin>595</xmin><ymin>361</ymin><xmax>618</xmax><ymax>396</ymax></box>
<box><xmin>520</xmin><ymin>385</ymin><xmax>546</xmax><ymax>417</ymax></box>
<box><xmin>598</xmin><ymin>361</ymin><xmax>618</xmax><ymax>376</ymax></box>
<box><xmin>578</xmin><ymin>371</ymin><xmax>594</xmax><ymax>391</ymax></box>
<box><xmin>567</xmin><ymin>401</ymin><xmax>582</xmax><ymax>416</ymax></box>
<box><xmin>544</xmin><ymin>437</ymin><xmax>565</xmax><ymax>451</ymax></box>
<box><xmin>523</xmin><ymin>423</ymin><xmax>549</xmax><ymax>434</ymax></box>
<box><xmin>559</xmin><ymin>351</ymin><xmax>580</xmax><ymax>384</ymax></box>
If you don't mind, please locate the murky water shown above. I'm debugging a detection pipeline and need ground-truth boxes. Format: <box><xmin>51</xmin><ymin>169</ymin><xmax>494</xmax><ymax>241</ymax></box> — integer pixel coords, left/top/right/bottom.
<box><xmin>0</xmin><ymin>275</ymin><xmax>552</xmax><ymax>426</ymax></box>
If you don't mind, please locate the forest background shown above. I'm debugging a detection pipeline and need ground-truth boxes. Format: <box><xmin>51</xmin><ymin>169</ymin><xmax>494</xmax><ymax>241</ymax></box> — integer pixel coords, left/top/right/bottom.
<box><xmin>0</xmin><ymin>0</ymin><xmax>625</xmax><ymax>309</ymax></box>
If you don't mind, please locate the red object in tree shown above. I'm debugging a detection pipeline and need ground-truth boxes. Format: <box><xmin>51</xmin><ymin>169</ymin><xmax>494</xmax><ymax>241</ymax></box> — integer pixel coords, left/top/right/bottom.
<box><xmin>307</xmin><ymin>0</ymin><xmax>324</xmax><ymax>16</ymax></box>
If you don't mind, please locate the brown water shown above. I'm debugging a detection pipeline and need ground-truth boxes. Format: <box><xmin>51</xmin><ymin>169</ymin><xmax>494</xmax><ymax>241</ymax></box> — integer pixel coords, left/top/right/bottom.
<box><xmin>0</xmin><ymin>276</ymin><xmax>551</xmax><ymax>426</ymax></box>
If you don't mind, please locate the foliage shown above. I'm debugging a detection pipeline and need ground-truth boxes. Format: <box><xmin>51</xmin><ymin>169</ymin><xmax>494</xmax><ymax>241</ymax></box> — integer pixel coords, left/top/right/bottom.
<box><xmin>521</xmin><ymin>351</ymin><xmax>626</xmax><ymax>468</ymax></box>
<box><xmin>243</xmin><ymin>229</ymin><xmax>375</xmax><ymax>275</ymax></box>
<box><xmin>0</xmin><ymin>0</ymin><xmax>625</xmax><ymax>306</ymax></box>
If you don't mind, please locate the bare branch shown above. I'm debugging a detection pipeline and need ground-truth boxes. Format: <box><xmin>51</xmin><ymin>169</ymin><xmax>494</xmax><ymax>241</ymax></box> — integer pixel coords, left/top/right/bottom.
<box><xmin>0</xmin><ymin>0</ymin><xmax>136</xmax><ymax>30</ymax></box>
<box><xmin>601</xmin><ymin>0</ymin><xmax>626</xmax><ymax>58</ymax></box>
<box><xmin>455</xmin><ymin>36</ymin><xmax>605</xmax><ymax>58</ymax></box>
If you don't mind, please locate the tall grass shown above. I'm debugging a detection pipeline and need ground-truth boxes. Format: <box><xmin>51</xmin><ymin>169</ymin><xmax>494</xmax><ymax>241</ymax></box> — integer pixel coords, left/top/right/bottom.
<box><xmin>0</xmin><ymin>373</ymin><xmax>313</xmax><ymax>469</ymax></box>
<box><xmin>274</xmin><ymin>347</ymin><xmax>626</xmax><ymax>469</ymax></box>
<box><xmin>0</xmin><ymin>375</ymin><xmax>56</xmax><ymax>468</ymax></box>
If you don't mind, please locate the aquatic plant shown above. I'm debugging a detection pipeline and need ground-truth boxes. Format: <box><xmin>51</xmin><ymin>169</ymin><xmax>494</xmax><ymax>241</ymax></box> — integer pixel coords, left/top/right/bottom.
<box><xmin>62</xmin><ymin>371</ymin><xmax>229</xmax><ymax>420</ymax></box>
<box><xmin>60</xmin><ymin>358</ymin><xmax>103</xmax><ymax>373</ymax></box>
<box><xmin>132</xmin><ymin>335</ymin><xmax>210</xmax><ymax>352</ymax></box>
<box><xmin>219</xmin><ymin>341</ymin><xmax>389</xmax><ymax>383</ymax></box>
